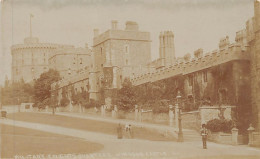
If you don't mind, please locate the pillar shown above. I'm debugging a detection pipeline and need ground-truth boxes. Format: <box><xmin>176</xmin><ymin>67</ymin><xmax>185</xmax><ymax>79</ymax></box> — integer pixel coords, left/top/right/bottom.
<box><xmin>135</xmin><ymin>105</ymin><xmax>138</xmax><ymax>121</ymax></box>
<box><xmin>248</xmin><ymin>124</ymin><xmax>255</xmax><ymax>146</ymax></box>
<box><xmin>169</xmin><ymin>105</ymin><xmax>174</xmax><ymax>127</ymax></box>
<box><xmin>231</xmin><ymin>127</ymin><xmax>238</xmax><ymax>145</ymax></box>
<box><xmin>175</xmin><ymin>104</ymin><xmax>179</xmax><ymax>128</ymax></box>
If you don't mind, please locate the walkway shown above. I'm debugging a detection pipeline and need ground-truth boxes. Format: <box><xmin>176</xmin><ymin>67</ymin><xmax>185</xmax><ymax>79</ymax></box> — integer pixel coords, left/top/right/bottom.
<box><xmin>1</xmin><ymin>118</ymin><xmax>260</xmax><ymax>159</ymax></box>
<box><xmin>52</xmin><ymin>111</ymin><xmax>201</xmax><ymax>141</ymax></box>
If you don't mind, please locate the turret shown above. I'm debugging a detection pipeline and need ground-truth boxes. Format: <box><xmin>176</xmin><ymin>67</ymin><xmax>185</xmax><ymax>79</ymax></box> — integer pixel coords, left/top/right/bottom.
<box><xmin>159</xmin><ymin>31</ymin><xmax>176</xmax><ymax>66</ymax></box>
<box><xmin>254</xmin><ymin>0</ymin><xmax>260</xmax><ymax>31</ymax></box>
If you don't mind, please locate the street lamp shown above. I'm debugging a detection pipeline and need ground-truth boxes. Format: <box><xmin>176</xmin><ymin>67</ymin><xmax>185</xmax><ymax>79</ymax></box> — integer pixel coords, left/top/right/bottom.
<box><xmin>176</xmin><ymin>90</ymin><xmax>183</xmax><ymax>142</ymax></box>
<box><xmin>51</xmin><ymin>94</ymin><xmax>55</xmax><ymax>115</ymax></box>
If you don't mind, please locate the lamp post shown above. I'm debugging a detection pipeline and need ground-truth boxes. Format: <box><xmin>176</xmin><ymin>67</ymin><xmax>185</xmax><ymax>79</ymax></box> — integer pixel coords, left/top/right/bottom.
<box><xmin>18</xmin><ymin>97</ymin><xmax>20</xmax><ymax>112</ymax></box>
<box><xmin>176</xmin><ymin>91</ymin><xmax>183</xmax><ymax>142</ymax></box>
<box><xmin>51</xmin><ymin>94</ymin><xmax>55</xmax><ymax>115</ymax></box>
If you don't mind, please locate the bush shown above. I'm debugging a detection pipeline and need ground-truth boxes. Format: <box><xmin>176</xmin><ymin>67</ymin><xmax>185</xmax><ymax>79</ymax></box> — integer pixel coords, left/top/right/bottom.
<box><xmin>153</xmin><ymin>106</ymin><xmax>168</xmax><ymax>114</ymax></box>
<box><xmin>206</xmin><ymin>119</ymin><xmax>232</xmax><ymax>133</ymax></box>
<box><xmin>60</xmin><ymin>97</ymin><xmax>70</xmax><ymax>107</ymax></box>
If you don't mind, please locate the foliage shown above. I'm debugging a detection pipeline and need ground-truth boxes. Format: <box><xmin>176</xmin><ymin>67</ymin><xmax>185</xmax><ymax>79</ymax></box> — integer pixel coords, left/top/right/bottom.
<box><xmin>206</xmin><ymin>119</ymin><xmax>233</xmax><ymax>133</ymax></box>
<box><xmin>71</xmin><ymin>85</ymin><xmax>90</xmax><ymax>108</ymax></box>
<box><xmin>1</xmin><ymin>79</ymin><xmax>34</xmax><ymax>105</ymax></box>
<box><xmin>152</xmin><ymin>106</ymin><xmax>169</xmax><ymax>114</ymax></box>
<box><xmin>116</xmin><ymin>78</ymin><xmax>137</xmax><ymax>111</ymax></box>
<box><xmin>34</xmin><ymin>69</ymin><xmax>61</xmax><ymax>108</ymax></box>
<box><xmin>84</xmin><ymin>99</ymin><xmax>103</xmax><ymax>108</ymax></box>
<box><xmin>150</xmin><ymin>100</ymin><xmax>170</xmax><ymax>114</ymax></box>
<box><xmin>60</xmin><ymin>87</ymin><xmax>69</xmax><ymax>107</ymax></box>
<box><xmin>60</xmin><ymin>97</ymin><xmax>70</xmax><ymax>107</ymax></box>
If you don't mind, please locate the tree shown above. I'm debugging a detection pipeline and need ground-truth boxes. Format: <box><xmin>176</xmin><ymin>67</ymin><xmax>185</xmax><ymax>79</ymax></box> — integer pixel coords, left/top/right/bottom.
<box><xmin>34</xmin><ymin>69</ymin><xmax>61</xmax><ymax>108</ymax></box>
<box><xmin>116</xmin><ymin>78</ymin><xmax>137</xmax><ymax>111</ymax></box>
<box><xmin>1</xmin><ymin>79</ymin><xmax>34</xmax><ymax>105</ymax></box>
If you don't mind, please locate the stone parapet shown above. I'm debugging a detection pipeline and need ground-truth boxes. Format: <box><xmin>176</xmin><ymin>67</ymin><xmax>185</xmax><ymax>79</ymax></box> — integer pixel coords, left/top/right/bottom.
<box><xmin>11</xmin><ymin>43</ymin><xmax>74</xmax><ymax>51</ymax></box>
<box><xmin>51</xmin><ymin>68</ymin><xmax>90</xmax><ymax>90</ymax></box>
<box><xmin>93</xmin><ymin>29</ymin><xmax>150</xmax><ymax>47</ymax></box>
<box><xmin>131</xmin><ymin>43</ymin><xmax>250</xmax><ymax>86</ymax></box>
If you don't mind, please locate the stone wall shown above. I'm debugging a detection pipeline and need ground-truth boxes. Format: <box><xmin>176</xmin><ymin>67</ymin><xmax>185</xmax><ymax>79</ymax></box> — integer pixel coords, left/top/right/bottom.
<box><xmin>199</xmin><ymin>106</ymin><xmax>234</xmax><ymax>124</ymax></box>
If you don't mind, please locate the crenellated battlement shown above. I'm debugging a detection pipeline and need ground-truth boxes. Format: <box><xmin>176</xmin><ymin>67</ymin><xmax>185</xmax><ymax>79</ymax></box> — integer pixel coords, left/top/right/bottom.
<box><xmin>131</xmin><ymin>42</ymin><xmax>250</xmax><ymax>86</ymax></box>
<box><xmin>246</xmin><ymin>17</ymin><xmax>255</xmax><ymax>42</ymax></box>
<box><xmin>49</xmin><ymin>47</ymin><xmax>91</xmax><ymax>59</ymax></box>
<box><xmin>11</xmin><ymin>43</ymin><xmax>74</xmax><ymax>52</ymax></box>
<box><xmin>93</xmin><ymin>21</ymin><xmax>150</xmax><ymax>47</ymax></box>
<box><xmin>51</xmin><ymin>66</ymin><xmax>90</xmax><ymax>90</ymax></box>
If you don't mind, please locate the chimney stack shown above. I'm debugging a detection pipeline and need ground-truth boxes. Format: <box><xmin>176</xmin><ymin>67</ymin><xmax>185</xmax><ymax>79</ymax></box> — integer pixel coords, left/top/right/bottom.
<box><xmin>94</xmin><ymin>29</ymin><xmax>99</xmax><ymax>37</ymax></box>
<box><xmin>111</xmin><ymin>20</ymin><xmax>118</xmax><ymax>30</ymax></box>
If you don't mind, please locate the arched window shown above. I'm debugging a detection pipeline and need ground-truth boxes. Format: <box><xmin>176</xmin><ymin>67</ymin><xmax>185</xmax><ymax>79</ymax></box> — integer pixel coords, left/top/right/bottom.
<box><xmin>125</xmin><ymin>45</ymin><xmax>129</xmax><ymax>54</ymax></box>
<box><xmin>80</xmin><ymin>58</ymin><xmax>83</xmax><ymax>64</ymax></box>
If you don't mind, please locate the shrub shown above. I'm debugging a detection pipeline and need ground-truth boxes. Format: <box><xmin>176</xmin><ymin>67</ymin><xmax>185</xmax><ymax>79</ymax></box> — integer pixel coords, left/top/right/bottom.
<box><xmin>206</xmin><ymin>119</ymin><xmax>232</xmax><ymax>133</ymax></box>
<box><xmin>153</xmin><ymin>106</ymin><xmax>168</xmax><ymax>114</ymax></box>
<box><xmin>60</xmin><ymin>97</ymin><xmax>70</xmax><ymax>107</ymax></box>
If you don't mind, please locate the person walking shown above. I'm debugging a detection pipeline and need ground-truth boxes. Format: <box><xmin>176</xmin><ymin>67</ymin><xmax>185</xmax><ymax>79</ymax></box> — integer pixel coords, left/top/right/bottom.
<box><xmin>201</xmin><ymin>124</ymin><xmax>208</xmax><ymax>149</ymax></box>
<box><xmin>129</xmin><ymin>124</ymin><xmax>133</xmax><ymax>138</ymax></box>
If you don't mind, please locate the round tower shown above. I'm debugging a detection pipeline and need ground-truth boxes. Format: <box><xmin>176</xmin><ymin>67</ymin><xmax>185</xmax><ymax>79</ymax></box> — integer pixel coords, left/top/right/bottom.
<box><xmin>11</xmin><ymin>37</ymin><xmax>65</xmax><ymax>83</ymax></box>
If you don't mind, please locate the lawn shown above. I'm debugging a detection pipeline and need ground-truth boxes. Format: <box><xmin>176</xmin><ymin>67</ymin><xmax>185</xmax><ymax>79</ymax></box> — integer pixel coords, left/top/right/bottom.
<box><xmin>7</xmin><ymin>112</ymin><xmax>176</xmax><ymax>141</ymax></box>
<box><xmin>0</xmin><ymin>124</ymin><xmax>103</xmax><ymax>158</ymax></box>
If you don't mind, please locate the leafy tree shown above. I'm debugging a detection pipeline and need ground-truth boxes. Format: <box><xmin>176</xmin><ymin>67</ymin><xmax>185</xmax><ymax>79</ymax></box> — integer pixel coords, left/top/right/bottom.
<box><xmin>60</xmin><ymin>87</ymin><xmax>70</xmax><ymax>107</ymax></box>
<box><xmin>1</xmin><ymin>79</ymin><xmax>34</xmax><ymax>105</ymax></box>
<box><xmin>116</xmin><ymin>78</ymin><xmax>137</xmax><ymax>111</ymax></box>
<box><xmin>34</xmin><ymin>69</ymin><xmax>60</xmax><ymax>108</ymax></box>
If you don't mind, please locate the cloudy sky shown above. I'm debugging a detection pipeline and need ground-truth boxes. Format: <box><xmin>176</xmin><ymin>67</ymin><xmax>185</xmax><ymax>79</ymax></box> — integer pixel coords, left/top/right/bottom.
<box><xmin>0</xmin><ymin>0</ymin><xmax>254</xmax><ymax>85</ymax></box>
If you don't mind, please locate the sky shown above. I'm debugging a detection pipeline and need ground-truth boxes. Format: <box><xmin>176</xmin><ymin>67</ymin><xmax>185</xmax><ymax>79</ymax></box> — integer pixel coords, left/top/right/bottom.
<box><xmin>0</xmin><ymin>0</ymin><xmax>254</xmax><ymax>86</ymax></box>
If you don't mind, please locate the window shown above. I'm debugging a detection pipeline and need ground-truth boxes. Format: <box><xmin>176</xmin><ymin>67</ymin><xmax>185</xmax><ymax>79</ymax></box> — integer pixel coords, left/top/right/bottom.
<box><xmin>126</xmin><ymin>59</ymin><xmax>128</xmax><ymax>65</ymax></box>
<box><xmin>73</xmin><ymin>57</ymin><xmax>76</xmax><ymax>64</ymax></box>
<box><xmin>203</xmin><ymin>71</ymin><xmax>208</xmax><ymax>82</ymax></box>
<box><xmin>125</xmin><ymin>45</ymin><xmax>129</xmax><ymax>54</ymax></box>
<box><xmin>188</xmin><ymin>75</ymin><xmax>193</xmax><ymax>86</ymax></box>
<box><xmin>68</xmin><ymin>68</ymin><xmax>71</xmax><ymax>75</ymax></box>
<box><xmin>80</xmin><ymin>58</ymin><xmax>83</xmax><ymax>64</ymax></box>
<box><xmin>175</xmin><ymin>79</ymin><xmax>178</xmax><ymax>86</ymax></box>
<box><xmin>100</xmin><ymin>47</ymin><xmax>103</xmax><ymax>55</ymax></box>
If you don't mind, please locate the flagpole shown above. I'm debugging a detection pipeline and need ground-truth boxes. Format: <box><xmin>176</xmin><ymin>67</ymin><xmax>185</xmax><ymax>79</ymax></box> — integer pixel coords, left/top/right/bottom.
<box><xmin>30</xmin><ymin>14</ymin><xmax>32</xmax><ymax>37</ymax></box>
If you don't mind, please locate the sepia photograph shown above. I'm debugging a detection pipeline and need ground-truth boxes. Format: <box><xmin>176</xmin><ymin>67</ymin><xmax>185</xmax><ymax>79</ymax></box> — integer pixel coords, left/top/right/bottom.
<box><xmin>0</xmin><ymin>0</ymin><xmax>260</xmax><ymax>158</ymax></box>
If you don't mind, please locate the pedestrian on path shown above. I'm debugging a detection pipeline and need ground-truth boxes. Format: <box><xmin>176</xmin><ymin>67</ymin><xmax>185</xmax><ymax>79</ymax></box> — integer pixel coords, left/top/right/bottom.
<box><xmin>129</xmin><ymin>124</ymin><xmax>134</xmax><ymax>138</ymax></box>
<box><xmin>201</xmin><ymin>124</ymin><xmax>208</xmax><ymax>149</ymax></box>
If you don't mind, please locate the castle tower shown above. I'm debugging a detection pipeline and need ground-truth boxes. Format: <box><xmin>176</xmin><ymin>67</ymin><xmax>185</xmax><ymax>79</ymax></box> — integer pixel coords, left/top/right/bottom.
<box><xmin>251</xmin><ymin>0</ymin><xmax>260</xmax><ymax>130</ymax></box>
<box><xmin>159</xmin><ymin>31</ymin><xmax>175</xmax><ymax>66</ymax></box>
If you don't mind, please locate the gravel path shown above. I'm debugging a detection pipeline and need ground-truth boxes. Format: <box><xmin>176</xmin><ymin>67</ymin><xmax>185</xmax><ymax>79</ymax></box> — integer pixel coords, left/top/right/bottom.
<box><xmin>1</xmin><ymin>118</ymin><xmax>260</xmax><ymax>159</ymax></box>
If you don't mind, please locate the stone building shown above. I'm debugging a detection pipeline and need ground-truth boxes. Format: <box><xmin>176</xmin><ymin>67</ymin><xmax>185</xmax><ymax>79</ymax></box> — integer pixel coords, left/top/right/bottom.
<box><xmin>89</xmin><ymin>21</ymin><xmax>151</xmax><ymax>100</ymax></box>
<box><xmin>48</xmin><ymin>45</ymin><xmax>92</xmax><ymax>79</ymax></box>
<box><xmin>249</xmin><ymin>0</ymin><xmax>260</xmax><ymax>131</ymax></box>
<box><xmin>11</xmin><ymin>36</ymin><xmax>73</xmax><ymax>83</ymax></box>
<box><xmin>16</xmin><ymin>1</ymin><xmax>257</xmax><ymax>139</ymax></box>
